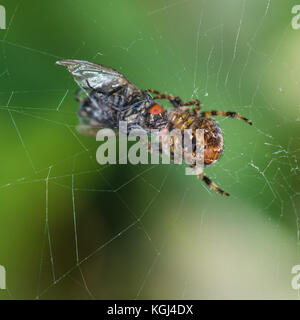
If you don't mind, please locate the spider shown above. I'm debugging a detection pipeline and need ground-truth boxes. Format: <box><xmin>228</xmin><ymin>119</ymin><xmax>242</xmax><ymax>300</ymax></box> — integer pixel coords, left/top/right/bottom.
<box><xmin>143</xmin><ymin>89</ymin><xmax>252</xmax><ymax>196</ymax></box>
<box><xmin>57</xmin><ymin>59</ymin><xmax>253</xmax><ymax>196</ymax></box>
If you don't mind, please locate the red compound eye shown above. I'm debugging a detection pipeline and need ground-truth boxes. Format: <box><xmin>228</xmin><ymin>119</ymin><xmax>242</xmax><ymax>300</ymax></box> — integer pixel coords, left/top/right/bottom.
<box><xmin>149</xmin><ymin>104</ymin><xmax>164</xmax><ymax>114</ymax></box>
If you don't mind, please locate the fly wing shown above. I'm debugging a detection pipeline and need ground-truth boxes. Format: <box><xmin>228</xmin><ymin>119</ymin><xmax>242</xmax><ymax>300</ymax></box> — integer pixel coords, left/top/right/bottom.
<box><xmin>56</xmin><ymin>59</ymin><xmax>139</xmax><ymax>95</ymax></box>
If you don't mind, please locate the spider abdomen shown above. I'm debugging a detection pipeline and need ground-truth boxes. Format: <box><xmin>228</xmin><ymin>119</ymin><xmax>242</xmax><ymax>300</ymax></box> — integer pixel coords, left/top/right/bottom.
<box><xmin>168</xmin><ymin>109</ymin><xmax>223</xmax><ymax>166</ymax></box>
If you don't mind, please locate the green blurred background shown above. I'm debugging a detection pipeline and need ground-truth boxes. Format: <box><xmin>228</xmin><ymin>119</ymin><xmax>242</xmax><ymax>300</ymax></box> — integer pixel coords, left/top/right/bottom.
<box><xmin>0</xmin><ymin>0</ymin><xmax>300</xmax><ymax>299</ymax></box>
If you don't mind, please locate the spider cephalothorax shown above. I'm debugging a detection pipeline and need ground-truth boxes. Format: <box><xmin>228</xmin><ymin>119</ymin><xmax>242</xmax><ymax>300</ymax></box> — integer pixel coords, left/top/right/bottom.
<box><xmin>57</xmin><ymin>59</ymin><xmax>252</xmax><ymax>196</ymax></box>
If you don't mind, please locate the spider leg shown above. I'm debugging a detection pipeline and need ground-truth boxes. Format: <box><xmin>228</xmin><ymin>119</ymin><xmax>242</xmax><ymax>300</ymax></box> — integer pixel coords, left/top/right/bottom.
<box><xmin>201</xmin><ymin>110</ymin><xmax>252</xmax><ymax>125</ymax></box>
<box><xmin>184</xmin><ymin>99</ymin><xmax>202</xmax><ymax>113</ymax></box>
<box><xmin>146</xmin><ymin>89</ymin><xmax>185</xmax><ymax>108</ymax></box>
<box><xmin>147</xmin><ymin>89</ymin><xmax>202</xmax><ymax>113</ymax></box>
<box><xmin>198</xmin><ymin>171</ymin><xmax>230</xmax><ymax>196</ymax></box>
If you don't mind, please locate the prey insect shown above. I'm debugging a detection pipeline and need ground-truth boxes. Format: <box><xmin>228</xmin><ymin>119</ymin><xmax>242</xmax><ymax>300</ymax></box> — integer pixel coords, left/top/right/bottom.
<box><xmin>56</xmin><ymin>59</ymin><xmax>253</xmax><ymax>196</ymax></box>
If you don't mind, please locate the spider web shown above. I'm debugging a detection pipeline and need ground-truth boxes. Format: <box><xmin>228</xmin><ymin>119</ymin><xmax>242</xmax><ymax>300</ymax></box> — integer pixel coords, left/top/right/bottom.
<box><xmin>0</xmin><ymin>0</ymin><xmax>300</xmax><ymax>299</ymax></box>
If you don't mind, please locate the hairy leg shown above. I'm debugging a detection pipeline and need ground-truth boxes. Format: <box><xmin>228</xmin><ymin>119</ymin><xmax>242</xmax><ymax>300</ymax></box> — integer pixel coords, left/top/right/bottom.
<box><xmin>147</xmin><ymin>89</ymin><xmax>202</xmax><ymax>113</ymax></box>
<box><xmin>198</xmin><ymin>171</ymin><xmax>230</xmax><ymax>196</ymax></box>
<box><xmin>201</xmin><ymin>110</ymin><xmax>252</xmax><ymax>125</ymax></box>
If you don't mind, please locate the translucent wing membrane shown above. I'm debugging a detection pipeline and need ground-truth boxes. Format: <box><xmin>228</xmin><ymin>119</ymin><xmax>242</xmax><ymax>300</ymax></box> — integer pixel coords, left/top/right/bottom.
<box><xmin>56</xmin><ymin>59</ymin><xmax>138</xmax><ymax>94</ymax></box>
